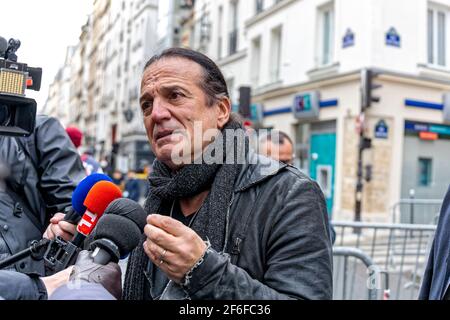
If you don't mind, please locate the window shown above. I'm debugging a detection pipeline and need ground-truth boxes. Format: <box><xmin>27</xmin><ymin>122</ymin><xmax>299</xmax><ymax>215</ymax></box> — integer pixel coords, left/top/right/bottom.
<box><xmin>256</xmin><ymin>0</ymin><xmax>264</xmax><ymax>14</ymax></box>
<box><xmin>317</xmin><ymin>3</ymin><xmax>335</xmax><ymax>66</ymax></box>
<box><xmin>226</xmin><ymin>78</ymin><xmax>235</xmax><ymax>104</ymax></box>
<box><xmin>229</xmin><ymin>0</ymin><xmax>239</xmax><ymax>56</ymax></box>
<box><xmin>428</xmin><ymin>6</ymin><xmax>449</xmax><ymax>67</ymax></box>
<box><xmin>270</xmin><ymin>26</ymin><xmax>282</xmax><ymax>82</ymax></box>
<box><xmin>418</xmin><ymin>158</ymin><xmax>433</xmax><ymax>186</ymax></box>
<box><xmin>218</xmin><ymin>6</ymin><xmax>223</xmax><ymax>58</ymax></box>
<box><xmin>251</xmin><ymin>37</ymin><xmax>261</xmax><ymax>86</ymax></box>
<box><xmin>317</xmin><ymin>165</ymin><xmax>332</xmax><ymax>198</ymax></box>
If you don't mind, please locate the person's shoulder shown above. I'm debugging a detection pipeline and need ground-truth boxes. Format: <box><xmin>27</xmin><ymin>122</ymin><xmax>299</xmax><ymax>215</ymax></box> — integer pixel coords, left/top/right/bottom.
<box><xmin>236</xmin><ymin>151</ymin><xmax>317</xmax><ymax>192</ymax></box>
<box><xmin>35</xmin><ymin>114</ymin><xmax>63</xmax><ymax>130</ymax></box>
<box><xmin>272</xmin><ymin>165</ymin><xmax>321</xmax><ymax>194</ymax></box>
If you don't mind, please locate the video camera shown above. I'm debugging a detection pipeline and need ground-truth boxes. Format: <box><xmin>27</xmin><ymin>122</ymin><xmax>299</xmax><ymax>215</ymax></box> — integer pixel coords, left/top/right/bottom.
<box><xmin>0</xmin><ymin>36</ymin><xmax>42</xmax><ymax>137</ymax></box>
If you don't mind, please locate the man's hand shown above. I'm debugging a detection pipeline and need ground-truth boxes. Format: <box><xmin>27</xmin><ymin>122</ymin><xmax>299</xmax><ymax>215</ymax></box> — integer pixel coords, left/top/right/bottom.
<box><xmin>43</xmin><ymin>213</ymin><xmax>77</xmax><ymax>241</ymax></box>
<box><xmin>143</xmin><ymin>214</ymin><xmax>207</xmax><ymax>284</ymax></box>
<box><xmin>69</xmin><ymin>250</ymin><xmax>122</xmax><ymax>300</ymax></box>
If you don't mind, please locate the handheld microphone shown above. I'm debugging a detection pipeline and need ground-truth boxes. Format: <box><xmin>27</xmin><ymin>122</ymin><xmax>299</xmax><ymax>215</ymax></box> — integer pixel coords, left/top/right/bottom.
<box><xmin>63</xmin><ymin>174</ymin><xmax>113</xmax><ymax>225</ymax></box>
<box><xmin>89</xmin><ymin>214</ymin><xmax>144</xmax><ymax>265</ymax></box>
<box><xmin>72</xmin><ymin>181</ymin><xmax>122</xmax><ymax>246</ymax></box>
<box><xmin>100</xmin><ymin>198</ymin><xmax>147</xmax><ymax>231</ymax></box>
<box><xmin>43</xmin><ymin>181</ymin><xmax>122</xmax><ymax>275</ymax></box>
<box><xmin>71</xmin><ymin>173</ymin><xmax>113</xmax><ymax>216</ymax></box>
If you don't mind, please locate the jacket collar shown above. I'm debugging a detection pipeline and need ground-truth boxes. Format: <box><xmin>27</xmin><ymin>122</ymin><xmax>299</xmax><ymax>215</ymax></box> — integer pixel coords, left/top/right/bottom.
<box><xmin>234</xmin><ymin>150</ymin><xmax>288</xmax><ymax>192</ymax></box>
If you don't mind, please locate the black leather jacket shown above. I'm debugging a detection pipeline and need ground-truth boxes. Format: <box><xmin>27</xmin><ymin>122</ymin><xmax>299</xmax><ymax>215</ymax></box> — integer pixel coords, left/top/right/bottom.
<box><xmin>0</xmin><ymin>115</ymin><xmax>85</xmax><ymax>275</ymax></box>
<box><xmin>143</xmin><ymin>152</ymin><xmax>333</xmax><ymax>300</ymax></box>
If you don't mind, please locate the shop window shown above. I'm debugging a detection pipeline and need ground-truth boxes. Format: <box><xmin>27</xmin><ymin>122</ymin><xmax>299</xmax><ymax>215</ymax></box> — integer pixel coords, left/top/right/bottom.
<box><xmin>418</xmin><ymin>158</ymin><xmax>433</xmax><ymax>186</ymax></box>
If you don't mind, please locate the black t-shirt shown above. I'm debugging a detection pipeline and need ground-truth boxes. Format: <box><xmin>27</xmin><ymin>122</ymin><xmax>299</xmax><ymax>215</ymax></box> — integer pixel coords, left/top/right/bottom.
<box><xmin>171</xmin><ymin>201</ymin><xmax>196</xmax><ymax>226</ymax></box>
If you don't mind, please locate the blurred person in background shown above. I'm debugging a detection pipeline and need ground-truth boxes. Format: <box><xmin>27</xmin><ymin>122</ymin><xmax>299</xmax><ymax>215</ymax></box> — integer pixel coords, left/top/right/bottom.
<box><xmin>65</xmin><ymin>126</ymin><xmax>103</xmax><ymax>176</ymax></box>
<box><xmin>258</xmin><ymin>130</ymin><xmax>294</xmax><ymax>165</ymax></box>
<box><xmin>111</xmin><ymin>169</ymin><xmax>125</xmax><ymax>191</ymax></box>
<box><xmin>124</xmin><ymin>171</ymin><xmax>141</xmax><ymax>202</ymax></box>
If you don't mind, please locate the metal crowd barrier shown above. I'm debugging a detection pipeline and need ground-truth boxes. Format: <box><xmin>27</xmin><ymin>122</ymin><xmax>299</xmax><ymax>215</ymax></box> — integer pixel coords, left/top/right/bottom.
<box><xmin>332</xmin><ymin>221</ymin><xmax>437</xmax><ymax>300</ymax></box>
<box><xmin>390</xmin><ymin>199</ymin><xmax>442</xmax><ymax>225</ymax></box>
<box><xmin>333</xmin><ymin>247</ymin><xmax>381</xmax><ymax>300</ymax></box>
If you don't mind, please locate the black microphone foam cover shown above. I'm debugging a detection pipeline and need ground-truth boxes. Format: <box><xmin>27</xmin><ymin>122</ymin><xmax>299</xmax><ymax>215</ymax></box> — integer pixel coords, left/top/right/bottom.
<box><xmin>93</xmin><ymin>214</ymin><xmax>142</xmax><ymax>255</ymax></box>
<box><xmin>103</xmin><ymin>198</ymin><xmax>147</xmax><ymax>231</ymax></box>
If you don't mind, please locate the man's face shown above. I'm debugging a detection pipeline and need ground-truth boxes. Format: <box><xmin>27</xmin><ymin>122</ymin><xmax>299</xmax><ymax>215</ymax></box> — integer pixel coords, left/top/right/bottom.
<box><xmin>140</xmin><ymin>57</ymin><xmax>230</xmax><ymax>169</ymax></box>
<box><xmin>261</xmin><ymin>140</ymin><xmax>294</xmax><ymax>165</ymax></box>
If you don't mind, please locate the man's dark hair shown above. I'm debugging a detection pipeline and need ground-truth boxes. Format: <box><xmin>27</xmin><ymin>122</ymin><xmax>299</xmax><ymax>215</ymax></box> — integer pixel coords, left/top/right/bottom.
<box><xmin>260</xmin><ymin>130</ymin><xmax>293</xmax><ymax>146</ymax></box>
<box><xmin>144</xmin><ymin>47</ymin><xmax>229</xmax><ymax>106</ymax></box>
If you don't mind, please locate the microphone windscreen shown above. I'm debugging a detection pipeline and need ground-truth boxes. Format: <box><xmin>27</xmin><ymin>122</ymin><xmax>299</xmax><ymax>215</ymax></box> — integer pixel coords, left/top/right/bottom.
<box><xmin>104</xmin><ymin>198</ymin><xmax>147</xmax><ymax>231</ymax></box>
<box><xmin>94</xmin><ymin>214</ymin><xmax>142</xmax><ymax>255</ymax></box>
<box><xmin>83</xmin><ymin>181</ymin><xmax>122</xmax><ymax>215</ymax></box>
<box><xmin>72</xmin><ymin>174</ymin><xmax>113</xmax><ymax>215</ymax></box>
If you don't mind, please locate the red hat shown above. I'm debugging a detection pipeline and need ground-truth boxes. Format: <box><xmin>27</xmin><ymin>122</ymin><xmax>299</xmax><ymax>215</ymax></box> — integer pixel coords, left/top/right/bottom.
<box><xmin>66</xmin><ymin>126</ymin><xmax>83</xmax><ymax>148</ymax></box>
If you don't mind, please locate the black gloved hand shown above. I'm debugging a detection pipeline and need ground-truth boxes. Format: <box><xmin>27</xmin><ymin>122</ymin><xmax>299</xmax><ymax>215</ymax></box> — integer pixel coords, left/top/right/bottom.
<box><xmin>70</xmin><ymin>250</ymin><xmax>122</xmax><ymax>299</ymax></box>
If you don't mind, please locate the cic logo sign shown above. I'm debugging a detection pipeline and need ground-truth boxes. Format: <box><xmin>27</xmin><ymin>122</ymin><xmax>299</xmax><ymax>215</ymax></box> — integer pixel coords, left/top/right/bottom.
<box><xmin>293</xmin><ymin>91</ymin><xmax>320</xmax><ymax>120</ymax></box>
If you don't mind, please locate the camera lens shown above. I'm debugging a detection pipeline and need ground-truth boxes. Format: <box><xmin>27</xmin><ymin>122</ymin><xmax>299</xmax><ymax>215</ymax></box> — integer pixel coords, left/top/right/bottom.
<box><xmin>0</xmin><ymin>104</ymin><xmax>11</xmax><ymax>126</ymax></box>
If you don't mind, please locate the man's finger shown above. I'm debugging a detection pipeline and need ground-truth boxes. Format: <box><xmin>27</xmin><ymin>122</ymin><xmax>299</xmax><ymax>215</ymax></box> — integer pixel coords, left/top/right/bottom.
<box><xmin>50</xmin><ymin>213</ymin><xmax>65</xmax><ymax>224</ymax></box>
<box><xmin>43</xmin><ymin>226</ymin><xmax>55</xmax><ymax>240</ymax></box>
<box><xmin>51</xmin><ymin>224</ymin><xmax>73</xmax><ymax>241</ymax></box>
<box><xmin>143</xmin><ymin>240</ymin><xmax>173</xmax><ymax>273</ymax></box>
<box><xmin>144</xmin><ymin>224</ymin><xmax>178</xmax><ymax>251</ymax></box>
<box><xmin>148</xmin><ymin>214</ymin><xmax>187</xmax><ymax>236</ymax></box>
<box><xmin>58</xmin><ymin>221</ymin><xmax>76</xmax><ymax>234</ymax></box>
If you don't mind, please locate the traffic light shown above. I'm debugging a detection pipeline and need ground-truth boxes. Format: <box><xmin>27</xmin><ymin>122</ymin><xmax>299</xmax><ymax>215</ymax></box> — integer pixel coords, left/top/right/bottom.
<box><xmin>360</xmin><ymin>137</ymin><xmax>372</xmax><ymax>150</ymax></box>
<box><xmin>361</xmin><ymin>69</ymin><xmax>382</xmax><ymax>110</ymax></box>
<box><xmin>238</xmin><ymin>86</ymin><xmax>251</xmax><ymax>118</ymax></box>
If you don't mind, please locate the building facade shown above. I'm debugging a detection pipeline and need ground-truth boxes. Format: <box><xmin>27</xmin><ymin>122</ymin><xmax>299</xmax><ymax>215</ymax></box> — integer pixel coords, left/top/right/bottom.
<box><xmin>43</xmin><ymin>0</ymin><xmax>450</xmax><ymax>222</ymax></box>
<box><xmin>45</xmin><ymin>0</ymin><xmax>159</xmax><ymax>172</ymax></box>
<box><xmin>190</xmin><ymin>0</ymin><xmax>450</xmax><ymax>223</ymax></box>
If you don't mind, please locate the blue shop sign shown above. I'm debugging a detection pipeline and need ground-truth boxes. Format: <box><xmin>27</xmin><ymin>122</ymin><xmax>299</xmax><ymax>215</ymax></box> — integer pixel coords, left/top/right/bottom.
<box><xmin>386</xmin><ymin>27</ymin><xmax>401</xmax><ymax>47</ymax></box>
<box><xmin>375</xmin><ymin>120</ymin><xmax>388</xmax><ymax>139</ymax></box>
<box><xmin>405</xmin><ymin>121</ymin><xmax>450</xmax><ymax>136</ymax></box>
<box><xmin>343</xmin><ymin>29</ymin><xmax>355</xmax><ymax>48</ymax></box>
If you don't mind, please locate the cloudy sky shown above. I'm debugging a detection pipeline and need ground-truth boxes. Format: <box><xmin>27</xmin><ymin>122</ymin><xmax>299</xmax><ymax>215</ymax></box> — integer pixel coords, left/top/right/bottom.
<box><xmin>0</xmin><ymin>0</ymin><xmax>93</xmax><ymax>110</ymax></box>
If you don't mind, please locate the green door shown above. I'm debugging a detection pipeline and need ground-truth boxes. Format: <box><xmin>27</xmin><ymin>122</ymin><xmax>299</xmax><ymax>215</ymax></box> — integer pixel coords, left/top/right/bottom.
<box><xmin>310</xmin><ymin>133</ymin><xmax>336</xmax><ymax>217</ymax></box>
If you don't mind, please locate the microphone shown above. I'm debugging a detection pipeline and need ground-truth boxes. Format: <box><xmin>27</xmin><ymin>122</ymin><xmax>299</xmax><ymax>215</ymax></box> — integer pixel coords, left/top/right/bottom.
<box><xmin>71</xmin><ymin>173</ymin><xmax>113</xmax><ymax>216</ymax></box>
<box><xmin>100</xmin><ymin>198</ymin><xmax>147</xmax><ymax>231</ymax></box>
<box><xmin>63</xmin><ymin>173</ymin><xmax>113</xmax><ymax>225</ymax></box>
<box><xmin>82</xmin><ymin>197</ymin><xmax>147</xmax><ymax>252</ymax></box>
<box><xmin>72</xmin><ymin>181</ymin><xmax>122</xmax><ymax>247</ymax></box>
<box><xmin>43</xmin><ymin>181</ymin><xmax>121</xmax><ymax>275</ymax></box>
<box><xmin>89</xmin><ymin>214</ymin><xmax>144</xmax><ymax>265</ymax></box>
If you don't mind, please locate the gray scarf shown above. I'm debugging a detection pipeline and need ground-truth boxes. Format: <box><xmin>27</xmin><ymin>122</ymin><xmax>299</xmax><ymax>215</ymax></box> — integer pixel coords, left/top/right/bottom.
<box><xmin>123</xmin><ymin>119</ymin><xmax>247</xmax><ymax>300</ymax></box>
